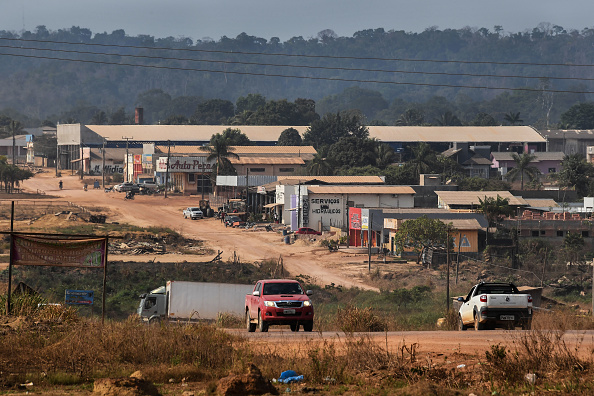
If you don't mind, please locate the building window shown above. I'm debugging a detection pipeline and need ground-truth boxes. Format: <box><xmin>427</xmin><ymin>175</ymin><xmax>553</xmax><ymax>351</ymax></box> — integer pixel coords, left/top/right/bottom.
<box><xmin>347</xmin><ymin>201</ymin><xmax>354</xmax><ymax>207</ymax></box>
<box><xmin>548</xmin><ymin>168</ymin><xmax>556</xmax><ymax>173</ymax></box>
<box><xmin>531</xmin><ymin>230</ymin><xmax>539</xmax><ymax>237</ymax></box>
<box><xmin>279</xmin><ymin>168</ymin><xmax>295</xmax><ymax>172</ymax></box>
<box><xmin>188</xmin><ymin>174</ymin><xmax>196</xmax><ymax>183</ymax></box>
<box><xmin>582</xmin><ymin>231</ymin><xmax>589</xmax><ymax>237</ymax></box>
<box><xmin>249</xmin><ymin>168</ymin><xmax>265</xmax><ymax>172</ymax></box>
<box><xmin>557</xmin><ymin>230</ymin><xmax>564</xmax><ymax>237</ymax></box>
<box><xmin>540</xmin><ymin>230</ymin><xmax>546</xmax><ymax>235</ymax></box>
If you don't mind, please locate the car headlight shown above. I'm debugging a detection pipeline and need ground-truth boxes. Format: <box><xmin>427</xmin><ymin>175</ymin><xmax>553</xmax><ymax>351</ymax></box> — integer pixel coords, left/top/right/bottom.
<box><xmin>264</xmin><ymin>301</ymin><xmax>275</xmax><ymax>307</ymax></box>
<box><xmin>303</xmin><ymin>300</ymin><xmax>312</xmax><ymax>307</ymax></box>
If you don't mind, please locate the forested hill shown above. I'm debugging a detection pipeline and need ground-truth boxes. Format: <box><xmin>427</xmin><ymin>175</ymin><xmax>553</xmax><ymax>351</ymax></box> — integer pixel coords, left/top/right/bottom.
<box><xmin>0</xmin><ymin>24</ymin><xmax>593</xmax><ymax>126</ymax></box>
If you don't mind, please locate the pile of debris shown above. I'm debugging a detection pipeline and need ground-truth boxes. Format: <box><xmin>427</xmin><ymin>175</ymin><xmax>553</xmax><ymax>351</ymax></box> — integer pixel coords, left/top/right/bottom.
<box><xmin>109</xmin><ymin>241</ymin><xmax>166</xmax><ymax>255</ymax></box>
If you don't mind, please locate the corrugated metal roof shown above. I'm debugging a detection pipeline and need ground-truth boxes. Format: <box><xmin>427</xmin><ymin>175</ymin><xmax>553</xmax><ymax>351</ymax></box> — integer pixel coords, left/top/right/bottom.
<box><xmin>491</xmin><ymin>152</ymin><xmax>565</xmax><ymax>161</ymax></box>
<box><xmin>539</xmin><ymin>129</ymin><xmax>594</xmax><ymax>140</ymax></box>
<box><xmin>230</xmin><ymin>157</ymin><xmax>304</xmax><ymax>165</ymax></box>
<box><xmin>82</xmin><ymin>125</ymin><xmax>545</xmax><ymax>144</ymax></box>
<box><xmin>277</xmin><ymin>176</ymin><xmax>385</xmax><ymax>184</ymax></box>
<box><xmin>154</xmin><ymin>145</ymin><xmax>316</xmax><ymax>156</ymax></box>
<box><xmin>436</xmin><ymin>191</ymin><xmax>528</xmax><ymax>206</ymax></box>
<box><xmin>523</xmin><ymin>198</ymin><xmax>560</xmax><ymax>208</ymax></box>
<box><xmin>366</xmin><ymin>126</ymin><xmax>545</xmax><ymax>143</ymax></box>
<box><xmin>307</xmin><ymin>186</ymin><xmax>415</xmax><ymax>194</ymax></box>
<box><xmin>85</xmin><ymin>125</ymin><xmax>309</xmax><ymax>142</ymax></box>
<box><xmin>445</xmin><ymin>219</ymin><xmax>484</xmax><ymax>230</ymax></box>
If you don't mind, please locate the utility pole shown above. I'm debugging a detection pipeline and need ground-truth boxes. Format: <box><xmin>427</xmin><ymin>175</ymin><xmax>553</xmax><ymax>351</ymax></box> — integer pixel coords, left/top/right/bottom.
<box><xmin>446</xmin><ymin>227</ymin><xmax>451</xmax><ymax>312</ymax></box>
<box><xmin>164</xmin><ymin>140</ymin><xmax>171</xmax><ymax>199</ymax></box>
<box><xmin>368</xmin><ymin>213</ymin><xmax>373</xmax><ymax>272</ymax></box>
<box><xmin>79</xmin><ymin>141</ymin><xmax>83</xmax><ymax>179</ymax></box>
<box><xmin>101</xmin><ymin>140</ymin><xmax>106</xmax><ymax>189</ymax></box>
<box><xmin>55</xmin><ymin>136</ymin><xmax>59</xmax><ymax>177</ymax></box>
<box><xmin>122</xmin><ymin>136</ymin><xmax>133</xmax><ymax>182</ymax></box>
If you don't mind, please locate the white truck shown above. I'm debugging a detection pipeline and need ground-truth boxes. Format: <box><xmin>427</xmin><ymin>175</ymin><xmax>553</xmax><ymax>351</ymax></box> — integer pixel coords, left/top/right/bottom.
<box><xmin>457</xmin><ymin>282</ymin><xmax>533</xmax><ymax>330</ymax></box>
<box><xmin>137</xmin><ymin>281</ymin><xmax>255</xmax><ymax>324</ymax></box>
<box><xmin>183</xmin><ymin>207</ymin><xmax>204</xmax><ymax>220</ymax></box>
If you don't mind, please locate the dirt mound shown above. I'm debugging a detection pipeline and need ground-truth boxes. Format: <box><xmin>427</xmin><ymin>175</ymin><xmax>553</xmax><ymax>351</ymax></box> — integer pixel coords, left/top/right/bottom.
<box><xmin>217</xmin><ymin>364</ymin><xmax>278</xmax><ymax>395</ymax></box>
<box><xmin>94</xmin><ymin>377</ymin><xmax>161</xmax><ymax>396</ymax></box>
<box><xmin>29</xmin><ymin>212</ymin><xmax>86</xmax><ymax>227</ymax></box>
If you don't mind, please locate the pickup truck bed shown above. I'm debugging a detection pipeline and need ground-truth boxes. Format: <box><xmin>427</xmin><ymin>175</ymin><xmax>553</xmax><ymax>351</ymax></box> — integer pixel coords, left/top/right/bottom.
<box><xmin>458</xmin><ymin>282</ymin><xmax>532</xmax><ymax>330</ymax></box>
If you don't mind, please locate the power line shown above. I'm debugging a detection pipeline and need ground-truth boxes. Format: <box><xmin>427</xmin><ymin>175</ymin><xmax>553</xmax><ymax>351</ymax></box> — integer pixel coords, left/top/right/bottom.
<box><xmin>2</xmin><ymin>36</ymin><xmax>594</xmax><ymax>68</ymax></box>
<box><xmin>2</xmin><ymin>43</ymin><xmax>594</xmax><ymax>83</ymax></box>
<box><xmin>1</xmin><ymin>51</ymin><xmax>593</xmax><ymax>94</ymax></box>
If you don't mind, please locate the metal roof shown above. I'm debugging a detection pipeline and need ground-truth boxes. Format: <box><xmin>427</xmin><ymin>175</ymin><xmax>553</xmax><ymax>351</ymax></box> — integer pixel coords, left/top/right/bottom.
<box><xmin>491</xmin><ymin>152</ymin><xmax>565</xmax><ymax>161</ymax></box>
<box><xmin>277</xmin><ymin>175</ymin><xmax>385</xmax><ymax>184</ymax></box>
<box><xmin>366</xmin><ymin>126</ymin><xmax>545</xmax><ymax>143</ymax></box>
<box><xmin>77</xmin><ymin>124</ymin><xmax>545</xmax><ymax>144</ymax></box>
<box><xmin>539</xmin><ymin>129</ymin><xmax>594</xmax><ymax>140</ymax></box>
<box><xmin>230</xmin><ymin>157</ymin><xmax>305</xmax><ymax>165</ymax></box>
<box><xmin>154</xmin><ymin>145</ymin><xmax>316</xmax><ymax>157</ymax></box>
<box><xmin>307</xmin><ymin>185</ymin><xmax>415</xmax><ymax>195</ymax></box>
<box><xmin>85</xmin><ymin>125</ymin><xmax>309</xmax><ymax>143</ymax></box>
<box><xmin>523</xmin><ymin>198</ymin><xmax>560</xmax><ymax>208</ymax></box>
<box><xmin>436</xmin><ymin>191</ymin><xmax>528</xmax><ymax>206</ymax></box>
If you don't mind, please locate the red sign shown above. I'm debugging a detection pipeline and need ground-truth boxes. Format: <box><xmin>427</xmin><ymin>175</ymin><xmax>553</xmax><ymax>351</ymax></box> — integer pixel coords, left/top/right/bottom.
<box><xmin>349</xmin><ymin>208</ymin><xmax>362</xmax><ymax>230</ymax></box>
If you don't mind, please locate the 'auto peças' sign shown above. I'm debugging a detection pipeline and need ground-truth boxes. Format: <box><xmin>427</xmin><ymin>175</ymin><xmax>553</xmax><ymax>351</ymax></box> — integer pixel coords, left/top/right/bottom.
<box><xmin>157</xmin><ymin>157</ymin><xmax>215</xmax><ymax>173</ymax></box>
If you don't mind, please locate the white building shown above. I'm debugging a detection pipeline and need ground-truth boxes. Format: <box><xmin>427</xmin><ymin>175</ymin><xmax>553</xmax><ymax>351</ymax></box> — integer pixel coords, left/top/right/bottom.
<box><xmin>276</xmin><ymin>184</ymin><xmax>415</xmax><ymax>231</ymax></box>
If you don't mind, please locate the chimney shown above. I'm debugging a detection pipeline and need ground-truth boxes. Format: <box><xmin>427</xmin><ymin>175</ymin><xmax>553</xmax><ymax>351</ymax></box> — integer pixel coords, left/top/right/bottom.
<box><xmin>135</xmin><ymin>107</ymin><xmax>144</xmax><ymax>125</ymax></box>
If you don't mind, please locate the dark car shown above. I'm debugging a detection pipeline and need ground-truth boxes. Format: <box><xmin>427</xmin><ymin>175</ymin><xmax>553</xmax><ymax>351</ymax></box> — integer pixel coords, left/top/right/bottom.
<box><xmin>115</xmin><ymin>182</ymin><xmax>140</xmax><ymax>193</ymax></box>
<box><xmin>224</xmin><ymin>215</ymin><xmax>245</xmax><ymax>227</ymax></box>
<box><xmin>295</xmin><ymin>227</ymin><xmax>322</xmax><ymax>235</ymax></box>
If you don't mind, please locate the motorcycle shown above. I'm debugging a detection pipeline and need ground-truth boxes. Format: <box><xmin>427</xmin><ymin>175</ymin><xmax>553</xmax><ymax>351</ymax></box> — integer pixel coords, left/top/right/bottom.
<box><xmin>58</xmin><ymin>181</ymin><xmax>63</xmax><ymax>190</ymax></box>
<box><xmin>124</xmin><ymin>192</ymin><xmax>135</xmax><ymax>200</ymax></box>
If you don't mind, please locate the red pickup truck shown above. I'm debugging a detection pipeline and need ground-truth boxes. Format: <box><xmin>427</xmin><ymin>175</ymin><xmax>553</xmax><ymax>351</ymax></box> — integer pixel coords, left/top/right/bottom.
<box><xmin>245</xmin><ymin>279</ymin><xmax>314</xmax><ymax>332</ymax></box>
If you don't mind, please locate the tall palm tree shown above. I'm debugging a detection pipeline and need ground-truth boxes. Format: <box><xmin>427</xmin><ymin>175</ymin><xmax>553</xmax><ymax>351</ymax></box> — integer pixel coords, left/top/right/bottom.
<box><xmin>408</xmin><ymin>142</ymin><xmax>436</xmax><ymax>180</ymax></box>
<box><xmin>435</xmin><ymin>111</ymin><xmax>462</xmax><ymax>126</ymax></box>
<box><xmin>199</xmin><ymin>134</ymin><xmax>239</xmax><ymax>175</ymax></box>
<box><xmin>504</xmin><ymin>112</ymin><xmax>523</xmax><ymax>126</ymax></box>
<box><xmin>306</xmin><ymin>147</ymin><xmax>334</xmax><ymax>176</ymax></box>
<box><xmin>505</xmin><ymin>153</ymin><xmax>541</xmax><ymax>190</ymax></box>
<box><xmin>375</xmin><ymin>143</ymin><xmax>396</xmax><ymax>169</ymax></box>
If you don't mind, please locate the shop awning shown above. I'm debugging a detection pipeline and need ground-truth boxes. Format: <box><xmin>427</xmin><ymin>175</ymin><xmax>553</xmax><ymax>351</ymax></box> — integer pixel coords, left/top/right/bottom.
<box><xmin>263</xmin><ymin>202</ymin><xmax>282</xmax><ymax>209</ymax></box>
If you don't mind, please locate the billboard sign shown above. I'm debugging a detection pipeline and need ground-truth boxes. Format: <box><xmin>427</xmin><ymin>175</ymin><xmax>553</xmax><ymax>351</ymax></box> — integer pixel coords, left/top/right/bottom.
<box><xmin>65</xmin><ymin>290</ymin><xmax>94</xmax><ymax>305</ymax></box>
<box><xmin>12</xmin><ymin>235</ymin><xmax>107</xmax><ymax>268</ymax></box>
<box><xmin>156</xmin><ymin>157</ymin><xmax>214</xmax><ymax>173</ymax></box>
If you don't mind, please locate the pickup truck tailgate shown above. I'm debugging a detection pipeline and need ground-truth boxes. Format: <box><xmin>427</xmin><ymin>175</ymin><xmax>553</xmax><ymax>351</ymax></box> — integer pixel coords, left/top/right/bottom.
<box><xmin>487</xmin><ymin>294</ymin><xmax>530</xmax><ymax>308</ymax></box>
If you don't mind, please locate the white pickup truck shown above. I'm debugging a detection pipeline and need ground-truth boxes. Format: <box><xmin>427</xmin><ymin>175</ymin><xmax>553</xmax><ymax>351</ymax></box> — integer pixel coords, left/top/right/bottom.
<box><xmin>458</xmin><ymin>282</ymin><xmax>533</xmax><ymax>330</ymax></box>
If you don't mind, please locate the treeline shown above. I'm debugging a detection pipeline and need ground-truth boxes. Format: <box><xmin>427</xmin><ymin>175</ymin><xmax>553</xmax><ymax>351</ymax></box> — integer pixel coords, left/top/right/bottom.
<box><xmin>1</xmin><ymin>24</ymin><xmax>594</xmax><ymax>126</ymax></box>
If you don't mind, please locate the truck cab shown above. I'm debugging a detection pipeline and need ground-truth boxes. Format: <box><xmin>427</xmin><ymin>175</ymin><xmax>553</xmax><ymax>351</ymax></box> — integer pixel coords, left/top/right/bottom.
<box><xmin>138</xmin><ymin>286</ymin><xmax>167</xmax><ymax>323</ymax></box>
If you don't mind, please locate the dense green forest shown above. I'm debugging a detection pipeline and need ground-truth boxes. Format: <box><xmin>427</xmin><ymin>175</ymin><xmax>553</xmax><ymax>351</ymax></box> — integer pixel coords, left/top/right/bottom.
<box><xmin>1</xmin><ymin>24</ymin><xmax>593</xmax><ymax>127</ymax></box>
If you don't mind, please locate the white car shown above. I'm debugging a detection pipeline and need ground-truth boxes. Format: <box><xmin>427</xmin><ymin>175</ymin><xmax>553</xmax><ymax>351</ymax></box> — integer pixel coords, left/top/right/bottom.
<box><xmin>183</xmin><ymin>207</ymin><xmax>203</xmax><ymax>220</ymax></box>
<box><xmin>458</xmin><ymin>282</ymin><xmax>533</xmax><ymax>331</ymax></box>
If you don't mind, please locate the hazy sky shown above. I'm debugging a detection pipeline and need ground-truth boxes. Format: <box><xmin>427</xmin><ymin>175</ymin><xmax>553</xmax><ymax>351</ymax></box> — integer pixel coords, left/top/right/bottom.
<box><xmin>1</xmin><ymin>0</ymin><xmax>593</xmax><ymax>41</ymax></box>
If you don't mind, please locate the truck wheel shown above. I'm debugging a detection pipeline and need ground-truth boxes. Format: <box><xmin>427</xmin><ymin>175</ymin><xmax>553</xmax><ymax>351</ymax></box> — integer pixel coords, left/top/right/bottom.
<box><xmin>148</xmin><ymin>317</ymin><xmax>161</xmax><ymax>326</ymax></box>
<box><xmin>302</xmin><ymin>321</ymin><xmax>313</xmax><ymax>332</ymax></box>
<box><xmin>290</xmin><ymin>323</ymin><xmax>300</xmax><ymax>332</ymax></box>
<box><xmin>258</xmin><ymin>311</ymin><xmax>268</xmax><ymax>332</ymax></box>
<box><xmin>246</xmin><ymin>311</ymin><xmax>256</xmax><ymax>332</ymax></box>
<box><xmin>522</xmin><ymin>320</ymin><xmax>532</xmax><ymax>330</ymax></box>
<box><xmin>474</xmin><ymin>314</ymin><xmax>485</xmax><ymax>331</ymax></box>
<box><xmin>458</xmin><ymin>315</ymin><xmax>467</xmax><ymax>331</ymax></box>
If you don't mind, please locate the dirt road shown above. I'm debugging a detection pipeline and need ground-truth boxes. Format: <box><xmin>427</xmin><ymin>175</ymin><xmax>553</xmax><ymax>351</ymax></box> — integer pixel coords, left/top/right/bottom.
<box><xmin>18</xmin><ymin>171</ymin><xmax>378</xmax><ymax>290</ymax></box>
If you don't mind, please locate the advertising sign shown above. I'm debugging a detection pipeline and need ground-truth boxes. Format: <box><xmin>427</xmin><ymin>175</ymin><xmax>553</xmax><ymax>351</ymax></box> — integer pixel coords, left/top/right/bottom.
<box><xmin>65</xmin><ymin>290</ymin><xmax>94</xmax><ymax>305</ymax></box>
<box><xmin>156</xmin><ymin>157</ymin><xmax>214</xmax><ymax>173</ymax></box>
<box><xmin>349</xmin><ymin>208</ymin><xmax>362</xmax><ymax>230</ymax></box>
<box><xmin>12</xmin><ymin>235</ymin><xmax>107</xmax><ymax>268</ymax></box>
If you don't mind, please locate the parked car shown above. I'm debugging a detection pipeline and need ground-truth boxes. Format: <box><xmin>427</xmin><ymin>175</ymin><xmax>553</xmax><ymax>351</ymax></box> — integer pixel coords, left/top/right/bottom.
<box><xmin>295</xmin><ymin>227</ymin><xmax>322</xmax><ymax>235</ymax></box>
<box><xmin>458</xmin><ymin>282</ymin><xmax>533</xmax><ymax>330</ymax></box>
<box><xmin>224</xmin><ymin>215</ymin><xmax>245</xmax><ymax>227</ymax></box>
<box><xmin>183</xmin><ymin>207</ymin><xmax>204</xmax><ymax>220</ymax></box>
<box><xmin>245</xmin><ymin>279</ymin><xmax>314</xmax><ymax>332</ymax></box>
<box><xmin>114</xmin><ymin>182</ymin><xmax>140</xmax><ymax>193</ymax></box>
